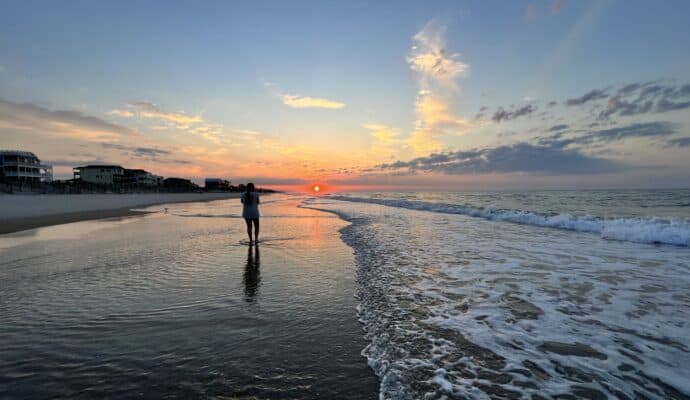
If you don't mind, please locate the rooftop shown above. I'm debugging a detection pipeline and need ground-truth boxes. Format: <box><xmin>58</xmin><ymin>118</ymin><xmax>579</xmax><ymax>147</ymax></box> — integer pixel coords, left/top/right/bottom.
<box><xmin>0</xmin><ymin>150</ymin><xmax>39</xmax><ymax>158</ymax></box>
<box><xmin>74</xmin><ymin>165</ymin><xmax>123</xmax><ymax>170</ymax></box>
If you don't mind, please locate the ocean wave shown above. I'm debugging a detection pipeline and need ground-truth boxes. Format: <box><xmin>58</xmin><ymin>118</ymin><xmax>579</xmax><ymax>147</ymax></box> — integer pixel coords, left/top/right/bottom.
<box><xmin>329</xmin><ymin>195</ymin><xmax>690</xmax><ymax>246</ymax></box>
<box><xmin>305</xmin><ymin>197</ymin><xmax>690</xmax><ymax>399</ymax></box>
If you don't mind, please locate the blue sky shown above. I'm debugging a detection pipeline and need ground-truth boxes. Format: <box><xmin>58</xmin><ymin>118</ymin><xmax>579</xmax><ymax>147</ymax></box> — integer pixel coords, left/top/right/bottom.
<box><xmin>1</xmin><ymin>0</ymin><xmax>689</xmax><ymax>189</ymax></box>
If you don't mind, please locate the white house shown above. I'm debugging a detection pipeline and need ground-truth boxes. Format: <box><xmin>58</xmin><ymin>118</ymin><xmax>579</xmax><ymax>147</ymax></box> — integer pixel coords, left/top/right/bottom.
<box><xmin>73</xmin><ymin>165</ymin><xmax>124</xmax><ymax>185</ymax></box>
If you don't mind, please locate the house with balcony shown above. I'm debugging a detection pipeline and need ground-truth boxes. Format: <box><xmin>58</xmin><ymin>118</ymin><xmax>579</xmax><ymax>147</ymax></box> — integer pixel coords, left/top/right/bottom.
<box><xmin>0</xmin><ymin>150</ymin><xmax>53</xmax><ymax>183</ymax></box>
<box><xmin>73</xmin><ymin>165</ymin><xmax>124</xmax><ymax>185</ymax></box>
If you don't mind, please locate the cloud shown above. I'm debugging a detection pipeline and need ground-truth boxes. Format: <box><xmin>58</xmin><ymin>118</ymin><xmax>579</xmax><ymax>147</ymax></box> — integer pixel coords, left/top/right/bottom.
<box><xmin>492</xmin><ymin>104</ymin><xmax>537</xmax><ymax>122</ymax></box>
<box><xmin>415</xmin><ymin>91</ymin><xmax>470</xmax><ymax>128</ymax></box>
<box><xmin>564</xmin><ymin>89</ymin><xmax>608</xmax><ymax>106</ymax></box>
<box><xmin>406</xmin><ymin>22</ymin><xmax>472</xmax><ymax>154</ymax></box>
<box><xmin>129</xmin><ymin>102</ymin><xmax>203</xmax><ymax>124</ymax></box>
<box><xmin>281</xmin><ymin>95</ymin><xmax>345</xmax><ymax>109</ymax></box>
<box><xmin>597</xmin><ymin>81</ymin><xmax>690</xmax><ymax>119</ymax></box>
<box><xmin>363</xmin><ymin>123</ymin><xmax>398</xmax><ymax>143</ymax></box>
<box><xmin>665</xmin><ymin>137</ymin><xmax>690</xmax><ymax>148</ymax></box>
<box><xmin>363</xmin><ymin>123</ymin><xmax>403</xmax><ymax>160</ymax></box>
<box><xmin>526</xmin><ymin>4</ymin><xmax>538</xmax><ymax>21</ymax></box>
<box><xmin>617</xmin><ymin>82</ymin><xmax>647</xmax><ymax>96</ymax></box>
<box><xmin>409</xmin><ymin>91</ymin><xmax>472</xmax><ymax>154</ymax></box>
<box><xmin>407</xmin><ymin>21</ymin><xmax>469</xmax><ymax>89</ymax></box>
<box><xmin>539</xmin><ymin>121</ymin><xmax>676</xmax><ymax>148</ymax></box>
<box><xmin>107</xmin><ymin>109</ymin><xmax>135</xmax><ymax>118</ymax></box>
<box><xmin>549</xmin><ymin>124</ymin><xmax>569</xmax><ymax>131</ymax></box>
<box><xmin>598</xmin><ymin>96</ymin><xmax>653</xmax><ymax>119</ymax></box>
<box><xmin>373</xmin><ymin>121</ymin><xmax>678</xmax><ymax>177</ymax></box>
<box><xmin>377</xmin><ymin>141</ymin><xmax>619</xmax><ymax>175</ymax></box>
<box><xmin>101</xmin><ymin>143</ymin><xmax>172</xmax><ymax>157</ymax></box>
<box><xmin>656</xmin><ymin>98</ymin><xmax>690</xmax><ymax>113</ymax></box>
<box><xmin>0</xmin><ymin>98</ymin><xmax>139</xmax><ymax>140</ymax></box>
<box><xmin>98</xmin><ymin>142</ymin><xmax>193</xmax><ymax>165</ymax></box>
<box><xmin>560</xmin><ymin>81</ymin><xmax>690</xmax><ymax>119</ymax></box>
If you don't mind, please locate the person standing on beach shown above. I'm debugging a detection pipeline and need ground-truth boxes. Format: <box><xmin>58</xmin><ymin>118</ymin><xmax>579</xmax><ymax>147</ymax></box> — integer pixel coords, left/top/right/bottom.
<box><xmin>241</xmin><ymin>182</ymin><xmax>260</xmax><ymax>244</ymax></box>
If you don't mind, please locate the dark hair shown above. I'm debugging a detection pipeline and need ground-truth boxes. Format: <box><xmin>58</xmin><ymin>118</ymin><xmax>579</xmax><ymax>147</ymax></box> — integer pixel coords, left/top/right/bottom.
<box><xmin>245</xmin><ymin>182</ymin><xmax>255</xmax><ymax>203</ymax></box>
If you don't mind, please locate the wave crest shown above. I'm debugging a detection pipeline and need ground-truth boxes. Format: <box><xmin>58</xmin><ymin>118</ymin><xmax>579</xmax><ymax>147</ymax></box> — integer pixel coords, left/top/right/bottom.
<box><xmin>329</xmin><ymin>196</ymin><xmax>690</xmax><ymax>246</ymax></box>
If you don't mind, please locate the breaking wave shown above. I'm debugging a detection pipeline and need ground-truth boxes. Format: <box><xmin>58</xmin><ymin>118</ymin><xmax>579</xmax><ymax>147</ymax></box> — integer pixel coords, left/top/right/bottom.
<box><xmin>329</xmin><ymin>195</ymin><xmax>690</xmax><ymax>246</ymax></box>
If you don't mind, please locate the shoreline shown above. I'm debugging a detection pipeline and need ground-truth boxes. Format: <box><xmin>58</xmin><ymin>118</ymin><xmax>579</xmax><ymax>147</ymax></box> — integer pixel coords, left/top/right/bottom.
<box><xmin>0</xmin><ymin>193</ymin><xmax>379</xmax><ymax>399</ymax></box>
<box><xmin>0</xmin><ymin>192</ymin><xmax>242</xmax><ymax>234</ymax></box>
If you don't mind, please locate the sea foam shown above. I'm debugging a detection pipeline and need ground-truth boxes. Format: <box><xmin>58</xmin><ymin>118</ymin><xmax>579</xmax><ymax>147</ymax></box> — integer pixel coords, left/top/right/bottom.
<box><xmin>305</xmin><ymin>197</ymin><xmax>690</xmax><ymax>399</ymax></box>
<box><xmin>330</xmin><ymin>195</ymin><xmax>690</xmax><ymax>246</ymax></box>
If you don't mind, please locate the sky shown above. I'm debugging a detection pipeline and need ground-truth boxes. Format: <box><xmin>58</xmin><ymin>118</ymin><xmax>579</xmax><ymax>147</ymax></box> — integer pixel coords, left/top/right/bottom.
<box><xmin>1</xmin><ymin>0</ymin><xmax>689</xmax><ymax>190</ymax></box>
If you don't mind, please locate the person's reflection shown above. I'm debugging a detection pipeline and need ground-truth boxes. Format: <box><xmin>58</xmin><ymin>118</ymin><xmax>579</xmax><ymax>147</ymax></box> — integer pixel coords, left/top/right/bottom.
<box><xmin>243</xmin><ymin>245</ymin><xmax>261</xmax><ymax>302</ymax></box>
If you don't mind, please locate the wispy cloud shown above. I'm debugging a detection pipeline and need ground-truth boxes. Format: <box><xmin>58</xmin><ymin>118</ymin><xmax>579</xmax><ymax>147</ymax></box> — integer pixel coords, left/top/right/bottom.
<box><xmin>666</xmin><ymin>137</ymin><xmax>690</xmax><ymax>148</ymax></box>
<box><xmin>108</xmin><ymin>102</ymin><xmax>203</xmax><ymax>126</ymax></box>
<box><xmin>559</xmin><ymin>81</ymin><xmax>690</xmax><ymax>119</ymax></box>
<box><xmin>107</xmin><ymin>108</ymin><xmax>135</xmax><ymax>118</ymax></box>
<box><xmin>564</xmin><ymin>89</ymin><xmax>608</xmax><ymax>106</ymax></box>
<box><xmin>492</xmin><ymin>104</ymin><xmax>537</xmax><ymax>122</ymax></box>
<box><xmin>0</xmin><ymin>98</ymin><xmax>139</xmax><ymax>141</ymax></box>
<box><xmin>377</xmin><ymin>141</ymin><xmax>619</xmax><ymax>175</ymax></box>
<box><xmin>363</xmin><ymin>123</ymin><xmax>403</xmax><ymax>161</ymax></box>
<box><xmin>539</xmin><ymin>121</ymin><xmax>677</xmax><ymax>148</ymax></box>
<box><xmin>281</xmin><ymin>94</ymin><xmax>345</xmax><ymax>109</ymax></box>
<box><xmin>363</xmin><ymin>123</ymin><xmax>398</xmax><ymax>143</ymax></box>
<box><xmin>525</xmin><ymin>4</ymin><xmax>538</xmax><ymax>21</ymax></box>
<box><xmin>406</xmin><ymin>22</ymin><xmax>472</xmax><ymax>154</ymax></box>
<box><xmin>130</xmin><ymin>102</ymin><xmax>203</xmax><ymax>125</ymax></box>
<box><xmin>407</xmin><ymin>22</ymin><xmax>468</xmax><ymax>89</ymax></box>
<box><xmin>101</xmin><ymin>142</ymin><xmax>172</xmax><ymax>157</ymax></box>
<box><xmin>372</xmin><ymin>120</ymin><xmax>681</xmax><ymax>178</ymax></box>
<box><xmin>548</xmin><ymin>124</ymin><xmax>569</xmax><ymax>132</ymax></box>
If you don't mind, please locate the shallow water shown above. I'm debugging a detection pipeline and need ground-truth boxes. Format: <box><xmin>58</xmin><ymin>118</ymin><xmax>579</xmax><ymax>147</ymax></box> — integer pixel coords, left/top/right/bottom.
<box><xmin>0</xmin><ymin>195</ymin><xmax>378</xmax><ymax>399</ymax></box>
<box><xmin>306</xmin><ymin>192</ymin><xmax>690</xmax><ymax>399</ymax></box>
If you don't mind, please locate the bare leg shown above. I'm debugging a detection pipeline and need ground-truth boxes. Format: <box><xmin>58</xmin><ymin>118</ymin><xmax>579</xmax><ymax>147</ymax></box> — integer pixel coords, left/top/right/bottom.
<box><xmin>253</xmin><ymin>218</ymin><xmax>260</xmax><ymax>243</ymax></box>
<box><xmin>245</xmin><ymin>218</ymin><xmax>253</xmax><ymax>243</ymax></box>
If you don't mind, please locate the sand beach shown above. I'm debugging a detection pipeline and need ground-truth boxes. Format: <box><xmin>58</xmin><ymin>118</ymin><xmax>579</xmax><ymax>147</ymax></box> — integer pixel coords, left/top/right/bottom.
<box><xmin>0</xmin><ymin>193</ymin><xmax>242</xmax><ymax>234</ymax></box>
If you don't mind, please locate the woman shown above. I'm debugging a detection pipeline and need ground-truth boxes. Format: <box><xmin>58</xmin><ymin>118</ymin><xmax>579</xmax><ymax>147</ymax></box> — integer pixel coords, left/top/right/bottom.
<box><xmin>241</xmin><ymin>182</ymin><xmax>260</xmax><ymax>244</ymax></box>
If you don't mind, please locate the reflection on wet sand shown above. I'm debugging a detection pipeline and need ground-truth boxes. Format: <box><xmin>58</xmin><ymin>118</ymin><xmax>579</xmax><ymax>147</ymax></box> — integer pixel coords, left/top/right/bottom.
<box><xmin>243</xmin><ymin>245</ymin><xmax>261</xmax><ymax>302</ymax></box>
<box><xmin>0</xmin><ymin>195</ymin><xmax>380</xmax><ymax>399</ymax></box>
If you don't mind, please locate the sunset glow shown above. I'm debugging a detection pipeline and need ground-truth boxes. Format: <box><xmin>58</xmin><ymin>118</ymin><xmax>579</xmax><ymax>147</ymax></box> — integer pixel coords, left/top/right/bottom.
<box><xmin>0</xmin><ymin>2</ymin><xmax>688</xmax><ymax>189</ymax></box>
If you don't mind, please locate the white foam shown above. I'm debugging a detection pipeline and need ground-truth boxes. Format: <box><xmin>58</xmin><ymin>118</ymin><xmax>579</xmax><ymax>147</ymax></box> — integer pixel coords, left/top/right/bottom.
<box><xmin>330</xmin><ymin>195</ymin><xmax>690</xmax><ymax>246</ymax></box>
<box><xmin>305</xmin><ymin>197</ymin><xmax>690</xmax><ymax>399</ymax></box>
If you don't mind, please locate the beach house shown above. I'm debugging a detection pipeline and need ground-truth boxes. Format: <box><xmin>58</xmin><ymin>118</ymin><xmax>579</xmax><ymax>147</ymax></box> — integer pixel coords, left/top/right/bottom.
<box><xmin>0</xmin><ymin>150</ymin><xmax>53</xmax><ymax>183</ymax></box>
<box><xmin>123</xmin><ymin>169</ymin><xmax>163</xmax><ymax>186</ymax></box>
<box><xmin>204</xmin><ymin>178</ymin><xmax>231</xmax><ymax>191</ymax></box>
<box><xmin>73</xmin><ymin>165</ymin><xmax>124</xmax><ymax>185</ymax></box>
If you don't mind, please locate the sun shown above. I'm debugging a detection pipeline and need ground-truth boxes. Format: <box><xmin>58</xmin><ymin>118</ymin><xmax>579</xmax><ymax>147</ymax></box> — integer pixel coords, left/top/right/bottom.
<box><xmin>313</xmin><ymin>185</ymin><xmax>321</xmax><ymax>193</ymax></box>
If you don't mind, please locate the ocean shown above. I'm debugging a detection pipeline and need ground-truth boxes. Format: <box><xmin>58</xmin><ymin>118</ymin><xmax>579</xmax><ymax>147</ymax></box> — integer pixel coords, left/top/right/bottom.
<box><xmin>1</xmin><ymin>190</ymin><xmax>689</xmax><ymax>399</ymax></box>
<box><xmin>304</xmin><ymin>189</ymin><xmax>690</xmax><ymax>399</ymax></box>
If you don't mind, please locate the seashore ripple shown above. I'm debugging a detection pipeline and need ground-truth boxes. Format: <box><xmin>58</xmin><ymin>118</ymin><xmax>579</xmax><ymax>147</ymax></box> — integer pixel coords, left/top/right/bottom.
<box><xmin>0</xmin><ymin>194</ymin><xmax>378</xmax><ymax>399</ymax></box>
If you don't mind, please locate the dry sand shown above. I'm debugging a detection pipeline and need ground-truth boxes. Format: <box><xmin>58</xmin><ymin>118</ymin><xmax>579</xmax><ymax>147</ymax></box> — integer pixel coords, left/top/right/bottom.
<box><xmin>0</xmin><ymin>193</ymin><xmax>241</xmax><ymax>234</ymax></box>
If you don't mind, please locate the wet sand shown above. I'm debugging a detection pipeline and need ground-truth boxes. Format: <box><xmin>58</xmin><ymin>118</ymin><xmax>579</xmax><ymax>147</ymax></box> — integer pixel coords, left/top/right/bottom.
<box><xmin>0</xmin><ymin>207</ymin><xmax>151</xmax><ymax>234</ymax></box>
<box><xmin>0</xmin><ymin>194</ymin><xmax>379</xmax><ymax>399</ymax></box>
